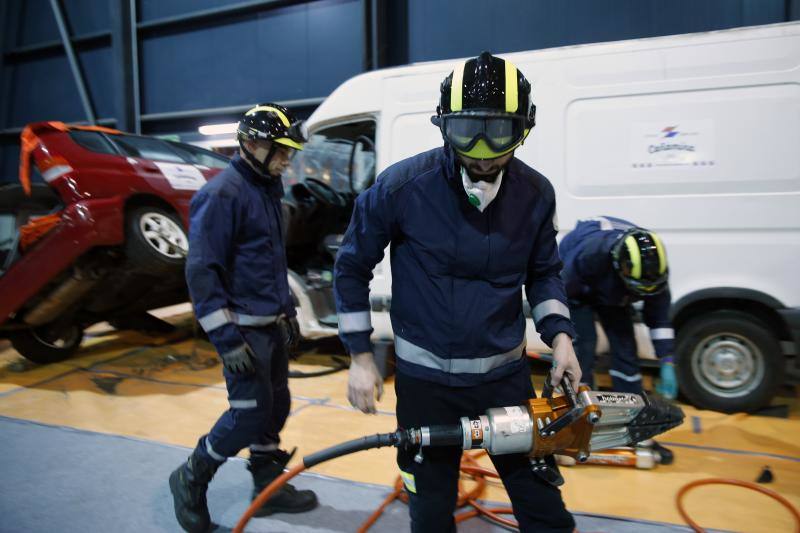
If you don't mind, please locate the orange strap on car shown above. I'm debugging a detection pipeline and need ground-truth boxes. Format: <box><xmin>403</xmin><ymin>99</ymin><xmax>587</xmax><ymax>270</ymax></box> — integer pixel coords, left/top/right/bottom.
<box><xmin>19</xmin><ymin>213</ymin><xmax>62</xmax><ymax>250</ymax></box>
<box><xmin>47</xmin><ymin>120</ymin><xmax>122</xmax><ymax>135</ymax></box>
<box><xmin>18</xmin><ymin>126</ymin><xmax>40</xmax><ymax>196</ymax></box>
<box><xmin>18</xmin><ymin>121</ymin><xmax>121</xmax><ymax>196</ymax></box>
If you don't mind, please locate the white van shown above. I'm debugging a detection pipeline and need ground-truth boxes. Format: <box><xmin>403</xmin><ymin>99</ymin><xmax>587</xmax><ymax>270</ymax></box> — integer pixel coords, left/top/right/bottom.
<box><xmin>283</xmin><ymin>21</ymin><xmax>800</xmax><ymax>413</ymax></box>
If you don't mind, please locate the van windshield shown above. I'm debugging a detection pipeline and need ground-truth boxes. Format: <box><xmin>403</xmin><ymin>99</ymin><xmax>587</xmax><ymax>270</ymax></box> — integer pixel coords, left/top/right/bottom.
<box><xmin>282</xmin><ymin>120</ymin><xmax>376</xmax><ymax>195</ymax></box>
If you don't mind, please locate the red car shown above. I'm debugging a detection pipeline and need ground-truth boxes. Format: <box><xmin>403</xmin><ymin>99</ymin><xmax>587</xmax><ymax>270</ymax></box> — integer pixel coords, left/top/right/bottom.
<box><xmin>0</xmin><ymin>122</ymin><xmax>228</xmax><ymax>363</ymax></box>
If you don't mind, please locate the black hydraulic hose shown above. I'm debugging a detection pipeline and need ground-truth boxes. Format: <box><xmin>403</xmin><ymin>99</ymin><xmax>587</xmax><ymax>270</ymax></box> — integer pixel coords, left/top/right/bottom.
<box><xmin>236</xmin><ymin>425</ymin><xmax>466</xmax><ymax>532</ymax></box>
<box><xmin>304</xmin><ymin>429</ymin><xmax>412</xmax><ymax>468</ymax></box>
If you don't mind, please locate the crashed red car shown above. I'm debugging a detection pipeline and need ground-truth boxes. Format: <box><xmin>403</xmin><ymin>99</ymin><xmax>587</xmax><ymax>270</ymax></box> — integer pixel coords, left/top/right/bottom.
<box><xmin>0</xmin><ymin>121</ymin><xmax>227</xmax><ymax>363</ymax></box>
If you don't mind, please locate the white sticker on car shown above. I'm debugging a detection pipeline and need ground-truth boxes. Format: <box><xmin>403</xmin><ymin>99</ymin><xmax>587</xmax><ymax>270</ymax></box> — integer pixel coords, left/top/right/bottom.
<box><xmin>154</xmin><ymin>162</ymin><xmax>206</xmax><ymax>190</ymax></box>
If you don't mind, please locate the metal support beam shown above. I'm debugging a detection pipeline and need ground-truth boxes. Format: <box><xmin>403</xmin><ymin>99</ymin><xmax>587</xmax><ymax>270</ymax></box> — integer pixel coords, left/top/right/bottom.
<box><xmin>371</xmin><ymin>0</ymin><xmax>388</xmax><ymax>69</ymax></box>
<box><xmin>48</xmin><ymin>0</ymin><xmax>96</xmax><ymax>124</ymax></box>
<box><xmin>4</xmin><ymin>31</ymin><xmax>111</xmax><ymax>62</ymax></box>
<box><xmin>111</xmin><ymin>0</ymin><xmax>140</xmax><ymax>133</ymax></box>
<box><xmin>0</xmin><ymin>0</ymin><xmax>17</xmax><ymax>132</ymax></box>
<box><xmin>139</xmin><ymin>97</ymin><xmax>325</xmax><ymax>122</ymax></box>
<box><xmin>137</xmin><ymin>0</ymin><xmax>310</xmax><ymax>34</ymax></box>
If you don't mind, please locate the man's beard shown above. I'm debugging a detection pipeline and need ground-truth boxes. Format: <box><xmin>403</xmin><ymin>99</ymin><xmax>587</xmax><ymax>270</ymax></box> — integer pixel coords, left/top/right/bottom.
<box><xmin>465</xmin><ymin>163</ymin><xmax>502</xmax><ymax>183</ymax></box>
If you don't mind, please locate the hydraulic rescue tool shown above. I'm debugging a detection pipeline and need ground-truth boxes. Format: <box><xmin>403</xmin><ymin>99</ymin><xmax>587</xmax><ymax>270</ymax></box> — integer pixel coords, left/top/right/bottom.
<box><xmin>234</xmin><ymin>373</ymin><xmax>684</xmax><ymax>533</ymax></box>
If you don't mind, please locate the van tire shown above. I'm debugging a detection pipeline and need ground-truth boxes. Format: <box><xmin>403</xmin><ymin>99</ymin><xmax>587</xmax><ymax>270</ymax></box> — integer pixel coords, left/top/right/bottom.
<box><xmin>9</xmin><ymin>323</ymin><xmax>84</xmax><ymax>364</ymax></box>
<box><xmin>676</xmin><ymin>310</ymin><xmax>784</xmax><ymax>413</ymax></box>
<box><xmin>126</xmin><ymin>206</ymin><xmax>187</xmax><ymax>273</ymax></box>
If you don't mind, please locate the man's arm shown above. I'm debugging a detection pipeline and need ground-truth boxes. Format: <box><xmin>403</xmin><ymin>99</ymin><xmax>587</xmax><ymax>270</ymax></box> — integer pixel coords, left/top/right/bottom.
<box><xmin>643</xmin><ymin>288</ymin><xmax>678</xmax><ymax>399</ymax></box>
<box><xmin>525</xmin><ymin>200</ymin><xmax>580</xmax><ymax>389</ymax></box>
<box><xmin>334</xmin><ymin>179</ymin><xmax>395</xmax><ymax>412</ymax></box>
<box><xmin>186</xmin><ymin>190</ymin><xmax>252</xmax><ymax>374</ymax></box>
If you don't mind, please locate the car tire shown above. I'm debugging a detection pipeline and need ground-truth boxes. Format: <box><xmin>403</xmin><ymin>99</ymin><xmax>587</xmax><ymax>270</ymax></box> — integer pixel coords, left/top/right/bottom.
<box><xmin>9</xmin><ymin>323</ymin><xmax>84</xmax><ymax>364</ymax></box>
<box><xmin>676</xmin><ymin>310</ymin><xmax>784</xmax><ymax>413</ymax></box>
<box><xmin>126</xmin><ymin>206</ymin><xmax>187</xmax><ymax>273</ymax></box>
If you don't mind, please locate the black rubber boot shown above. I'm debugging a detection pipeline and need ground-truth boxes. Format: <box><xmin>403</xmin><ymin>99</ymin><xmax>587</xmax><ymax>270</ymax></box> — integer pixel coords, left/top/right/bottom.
<box><xmin>248</xmin><ymin>449</ymin><xmax>318</xmax><ymax>516</ymax></box>
<box><xmin>169</xmin><ymin>450</ymin><xmax>221</xmax><ymax>532</ymax></box>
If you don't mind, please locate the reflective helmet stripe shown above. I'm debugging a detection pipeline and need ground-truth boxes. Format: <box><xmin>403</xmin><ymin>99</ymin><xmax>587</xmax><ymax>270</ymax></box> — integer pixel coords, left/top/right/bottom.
<box><xmin>246</xmin><ymin>105</ymin><xmax>290</xmax><ymax>127</ymax></box>
<box><xmin>450</xmin><ymin>61</ymin><xmax>466</xmax><ymax>112</ymax></box>
<box><xmin>504</xmin><ymin>59</ymin><xmax>519</xmax><ymax>113</ymax></box>
<box><xmin>650</xmin><ymin>231</ymin><xmax>668</xmax><ymax>274</ymax></box>
<box><xmin>624</xmin><ymin>235</ymin><xmax>642</xmax><ymax>279</ymax></box>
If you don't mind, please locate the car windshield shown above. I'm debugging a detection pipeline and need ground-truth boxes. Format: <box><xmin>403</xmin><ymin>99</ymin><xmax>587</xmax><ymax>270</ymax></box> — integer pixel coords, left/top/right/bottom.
<box><xmin>282</xmin><ymin>120</ymin><xmax>375</xmax><ymax>195</ymax></box>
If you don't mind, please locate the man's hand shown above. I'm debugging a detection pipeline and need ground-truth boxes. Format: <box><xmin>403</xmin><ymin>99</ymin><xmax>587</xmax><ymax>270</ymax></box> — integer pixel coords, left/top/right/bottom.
<box><xmin>550</xmin><ymin>332</ymin><xmax>582</xmax><ymax>391</ymax></box>
<box><xmin>657</xmin><ymin>357</ymin><xmax>678</xmax><ymax>400</ymax></box>
<box><xmin>282</xmin><ymin>316</ymin><xmax>301</xmax><ymax>356</ymax></box>
<box><xmin>348</xmin><ymin>352</ymin><xmax>384</xmax><ymax>414</ymax></box>
<box><xmin>221</xmin><ymin>344</ymin><xmax>256</xmax><ymax>375</ymax></box>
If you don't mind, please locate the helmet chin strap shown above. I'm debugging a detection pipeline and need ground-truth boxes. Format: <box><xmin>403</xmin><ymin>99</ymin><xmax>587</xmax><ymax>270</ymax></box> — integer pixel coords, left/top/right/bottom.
<box><xmin>240</xmin><ymin>140</ymin><xmax>280</xmax><ymax>179</ymax></box>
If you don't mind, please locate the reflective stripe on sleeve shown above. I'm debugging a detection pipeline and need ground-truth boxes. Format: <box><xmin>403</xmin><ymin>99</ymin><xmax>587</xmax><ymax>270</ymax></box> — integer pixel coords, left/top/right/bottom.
<box><xmin>338</xmin><ymin>311</ymin><xmax>372</xmax><ymax>333</ymax></box>
<box><xmin>531</xmin><ymin>299</ymin><xmax>571</xmax><ymax>323</ymax></box>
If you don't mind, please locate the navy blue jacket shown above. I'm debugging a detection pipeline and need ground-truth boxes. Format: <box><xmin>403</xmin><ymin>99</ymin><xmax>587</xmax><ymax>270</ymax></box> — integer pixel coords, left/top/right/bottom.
<box><xmin>186</xmin><ymin>155</ymin><xmax>294</xmax><ymax>358</ymax></box>
<box><xmin>334</xmin><ymin>147</ymin><xmax>575</xmax><ymax>386</ymax></box>
<box><xmin>559</xmin><ymin>216</ymin><xmax>674</xmax><ymax>357</ymax></box>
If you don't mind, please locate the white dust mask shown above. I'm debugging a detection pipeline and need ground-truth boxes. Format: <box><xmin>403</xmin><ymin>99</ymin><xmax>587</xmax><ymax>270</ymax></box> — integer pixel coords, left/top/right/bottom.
<box><xmin>461</xmin><ymin>167</ymin><xmax>503</xmax><ymax>212</ymax></box>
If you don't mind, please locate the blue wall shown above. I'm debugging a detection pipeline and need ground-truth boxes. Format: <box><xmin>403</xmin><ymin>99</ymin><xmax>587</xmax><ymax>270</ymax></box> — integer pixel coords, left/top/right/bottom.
<box><xmin>2</xmin><ymin>0</ymin><xmax>799</xmax><ymax>183</ymax></box>
<box><xmin>405</xmin><ymin>0</ymin><xmax>790</xmax><ymax>62</ymax></box>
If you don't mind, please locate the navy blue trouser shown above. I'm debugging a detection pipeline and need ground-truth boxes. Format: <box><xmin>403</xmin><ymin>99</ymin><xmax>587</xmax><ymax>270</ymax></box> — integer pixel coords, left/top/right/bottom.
<box><xmin>570</xmin><ymin>303</ymin><xmax>643</xmax><ymax>394</ymax></box>
<box><xmin>196</xmin><ymin>324</ymin><xmax>291</xmax><ymax>463</ymax></box>
<box><xmin>395</xmin><ymin>364</ymin><xmax>575</xmax><ymax>533</ymax></box>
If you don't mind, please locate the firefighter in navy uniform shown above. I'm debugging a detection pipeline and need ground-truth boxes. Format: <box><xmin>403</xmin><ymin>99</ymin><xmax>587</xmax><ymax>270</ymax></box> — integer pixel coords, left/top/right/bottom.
<box><xmin>335</xmin><ymin>52</ymin><xmax>581</xmax><ymax>532</ymax></box>
<box><xmin>559</xmin><ymin>215</ymin><xmax>678</xmax><ymax>462</ymax></box>
<box><xmin>169</xmin><ymin>104</ymin><xmax>317</xmax><ymax>533</ymax></box>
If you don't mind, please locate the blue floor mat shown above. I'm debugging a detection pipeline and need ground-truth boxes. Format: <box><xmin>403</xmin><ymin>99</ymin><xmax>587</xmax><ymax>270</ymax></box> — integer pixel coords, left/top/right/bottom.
<box><xmin>0</xmin><ymin>415</ymin><xmax>700</xmax><ymax>532</ymax></box>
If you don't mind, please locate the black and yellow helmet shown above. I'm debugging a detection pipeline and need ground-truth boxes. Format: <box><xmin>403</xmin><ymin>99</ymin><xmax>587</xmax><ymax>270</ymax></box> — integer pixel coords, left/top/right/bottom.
<box><xmin>432</xmin><ymin>51</ymin><xmax>536</xmax><ymax>160</ymax></box>
<box><xmin>611</xmin><ymin>229</ymin><xmax>669</xmax><ymax>295</ymax></box>
<box><xmin>236</xmin><ymin>103</ymin><xmax>305</xmax><ymax>151</ymax></box>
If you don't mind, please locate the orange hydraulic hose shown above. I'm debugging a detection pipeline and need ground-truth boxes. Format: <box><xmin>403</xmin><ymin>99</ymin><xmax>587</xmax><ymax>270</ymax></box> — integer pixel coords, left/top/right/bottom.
<box><xmin>676</xmin><ymin>478</ymin><xmax>800</xmax><ymax>533</ymax></box>
<box><xmin>358</xmin><ymin>451</ymin><xmax>519</xmax><ymax>532</ymax></box>
<box><xmin>357</xmin><ymin>480</ymin><xmax>404</xmax><ymax>533</ymax></box>
<box><xmin>233</xmin><ymin>463</ymin><xmax>306</xmax><ymax>533</ymax></box>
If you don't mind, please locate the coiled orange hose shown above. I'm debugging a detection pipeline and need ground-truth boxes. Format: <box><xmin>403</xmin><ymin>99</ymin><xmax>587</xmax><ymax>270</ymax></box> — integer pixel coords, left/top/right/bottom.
<box><xmin>676</xmin><ymin>477</ymin><xmax>800</xmax><ymax>533</ymax></box>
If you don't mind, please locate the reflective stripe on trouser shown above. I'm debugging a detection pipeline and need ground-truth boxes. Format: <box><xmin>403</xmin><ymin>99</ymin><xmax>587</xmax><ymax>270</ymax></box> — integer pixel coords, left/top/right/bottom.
<box><xmin>394</xmin><ymin>335</ymin><xmax>525</xmax><ymax>374</ymax></box>
<box><xmin>569</xmin><ymin>303</ymin><xmax>643</xmax><ymax>394</ymax></box>
<box><xmin>395</xmin><ymin>368</ymin><xmax>575</xmax><ymax>533</ymax></box>
<box><xmin>195</xmin><ymin>325</ymin><xmax>290</xmax><ymax>462</ymax></box>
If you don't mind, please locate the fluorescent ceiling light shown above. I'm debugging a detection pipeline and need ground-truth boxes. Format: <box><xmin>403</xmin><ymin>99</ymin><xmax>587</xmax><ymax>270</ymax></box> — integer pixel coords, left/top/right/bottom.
<box><xmin>198</xmin><ymin>122</ymin><xmax>238</xmax><ymax>136</ymax></box>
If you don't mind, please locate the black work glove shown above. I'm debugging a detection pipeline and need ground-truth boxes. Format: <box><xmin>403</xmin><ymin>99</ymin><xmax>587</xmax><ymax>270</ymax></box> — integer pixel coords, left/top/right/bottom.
<box><xmin>220</xmin><ymin>344</ymin><xmax>256</xmax><ymax>375</ymax></box>
<box><xmin>282</xmin><ymin>316</ymin><xmax>301</xmax><ymax>358</ymax></box>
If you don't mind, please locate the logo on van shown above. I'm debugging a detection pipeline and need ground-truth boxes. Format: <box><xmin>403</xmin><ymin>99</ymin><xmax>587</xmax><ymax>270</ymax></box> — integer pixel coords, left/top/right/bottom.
<box><xmin>661</xmin><ymin>126</ymin><xmax>679</xmax><ymax>138</ymax></box>
<box><xmin>631</xmin><ymin>120</ymin><xmax>715</xmax><ymax>168</ymax></box>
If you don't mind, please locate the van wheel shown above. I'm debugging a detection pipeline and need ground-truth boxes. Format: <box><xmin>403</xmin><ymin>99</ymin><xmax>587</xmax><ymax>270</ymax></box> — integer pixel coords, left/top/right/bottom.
<box><xmin>676</xmin><ymin>311</ymin><xmax>784</xmax><ymax>413</ymax></box>
<box><xmin>9</xmin><ymin>323</ymin><xmax>84</xmax><ymax>364</ymax></box>
<box><xmin>126</xmin><ymin>206</ymin><xmax>187</xmax><ymax>273</ymax></box>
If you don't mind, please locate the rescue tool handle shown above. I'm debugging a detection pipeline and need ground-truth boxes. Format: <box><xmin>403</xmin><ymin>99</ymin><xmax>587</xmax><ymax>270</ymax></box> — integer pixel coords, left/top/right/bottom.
<box><xmin>542</xmin><ymin>370</ymin><xmax>579</xmax><ymax>409</ymax></box>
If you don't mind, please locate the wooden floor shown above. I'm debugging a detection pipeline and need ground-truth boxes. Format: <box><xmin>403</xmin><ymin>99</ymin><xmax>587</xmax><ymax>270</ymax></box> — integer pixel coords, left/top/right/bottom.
<box><xmin>1</xmin><ymin>312</ymin><xmax>798</xmax><ymax>532</ymax></box>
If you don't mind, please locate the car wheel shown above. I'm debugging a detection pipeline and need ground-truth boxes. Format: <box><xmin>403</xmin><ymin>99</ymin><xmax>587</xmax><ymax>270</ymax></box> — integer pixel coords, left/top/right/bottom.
<box><xmin>676</xmin><ymin>310</ymin><xmax>784</xmax><ymax>413</ymax></box>
<box><xmin>126</xmin><ymin>206</ymin><xmax>187</xmax><ymax>273</ymax></box>
<box><xmin>9</xmin><ymin>323</ymin><xmax>84</xmax><ymax>364</ymax></box>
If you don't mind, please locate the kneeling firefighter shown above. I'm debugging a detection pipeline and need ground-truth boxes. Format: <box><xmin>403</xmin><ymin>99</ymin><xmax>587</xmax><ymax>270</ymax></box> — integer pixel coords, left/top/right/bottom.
<box><xmin>559</xmin><ymin>216</ymin><xmax>678</xmax><ymax>463</ymax></box>
<box><xmin>169</xmin><ymin>104</ymin><xmax>317</xmax><ymax>532</ymax></box>
<box><xmin>335</xmin><ymin>52</ymin><xmax>582</xmax><ymax>532</ymax></box>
